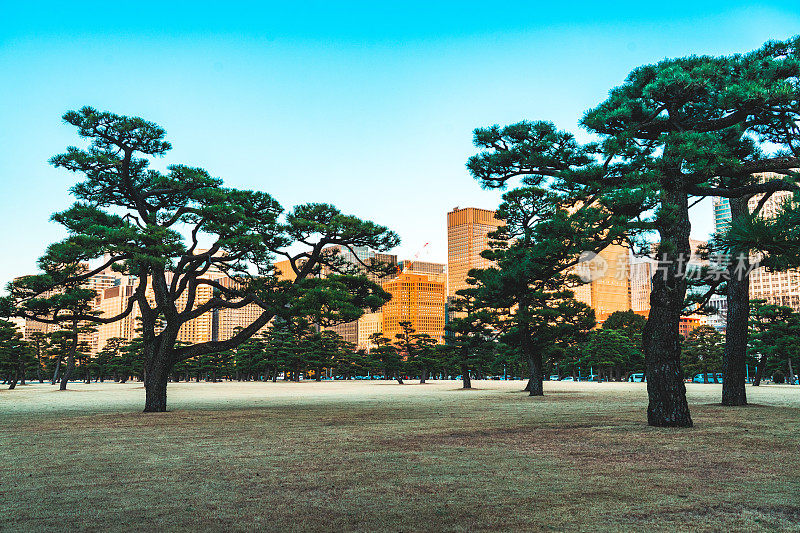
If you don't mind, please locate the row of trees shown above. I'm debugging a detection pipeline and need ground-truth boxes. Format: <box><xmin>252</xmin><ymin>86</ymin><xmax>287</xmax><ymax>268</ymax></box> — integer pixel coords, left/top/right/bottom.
<box><xmin>15</xmin><ymin>307</ymin><xmax>796</xmax><ymax>388</ymax></box>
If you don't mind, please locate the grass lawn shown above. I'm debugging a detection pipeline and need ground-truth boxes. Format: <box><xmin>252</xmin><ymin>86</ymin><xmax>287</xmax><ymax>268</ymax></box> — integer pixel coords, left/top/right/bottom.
<box><xmin>1</xmin><ymin>380</ymin><xmax>799</xmax><ymax>532</ymax></box>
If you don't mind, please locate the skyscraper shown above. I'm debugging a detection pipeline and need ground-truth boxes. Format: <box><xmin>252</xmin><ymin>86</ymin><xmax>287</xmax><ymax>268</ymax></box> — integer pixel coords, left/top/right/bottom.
<box><xmin>398</xmin><ymin>260</ymin><xmax>447</xmax><ymax>284</ymax></box>
<box><xmin>713</xmin><ymin>172</ymin><xmax>800</xmax><ymax>312</ymax></box>
<box><xmin>356</xmin><ymin>311</ymin><xmax>382</xmax><ymax>351</ymax></box>
<box><xmin>320</xmin><ymin>245</ymin><xmax>398</xmax><ymax>346</ymax></box>
<box><xmin>96</xmin><ymin>284</ymin><xmax>140</xmax><ymax>352</ymax></box>
<box><xmin>629</xmin><ymin>252</ymin><xmax>654</xmax><ymax>314</ymax></box>
<box><xmin>572</xmin><ymin>244</ymin><xmax>632</xmax><ymax>324</ymax></box>
<box><xmin>381</xmin><ymin>272</ymin><xmax>446</xmax><ymax>344</ymax></box>
<box><xmin>446</xmin><ymin>207</ymin><xmax>503</xmax><ymax>299</ymax></box>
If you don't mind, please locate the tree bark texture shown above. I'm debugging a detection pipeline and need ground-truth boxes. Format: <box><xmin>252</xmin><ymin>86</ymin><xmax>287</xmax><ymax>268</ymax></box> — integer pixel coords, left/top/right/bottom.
<box><xmin>643</xmin><ymin>184</ymin><xmax>693</xmax><ymax>427</ymax></box>
<box><xmin>527</xmin><ymin>353</ymin><xmax>544</xmax><ymax>396</ymax></box>
<box><xmin>722</xmin><ymin>197</ymin><xmax>749</xmax><ymax>406</ymax></box>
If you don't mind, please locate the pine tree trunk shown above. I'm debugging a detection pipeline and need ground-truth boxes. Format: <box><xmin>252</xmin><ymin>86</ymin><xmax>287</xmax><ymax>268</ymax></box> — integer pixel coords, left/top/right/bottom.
<box><xmin>528</xmin><ymin>352</ymin><xmax>544</xmax><ymax>396</ymax></box>
<box><xmin>642</xmin><ymin>184</ymin><xmax>693</xmax><ymax>427</ymax></box>
<box><xmin>60</xmin><ymin>325</ymin><xmax>81</xmax><ymax>391</ymax></box>
<box><xmin>420</xmin><ymin>367</ymin><xmax>427</xmax><ymax>384</ymax></box>
<box><xmin>143</xmin><ymin>348</ymin><xmax>171</xmax><ymax>413</ymax></box>
<box><xmin>144</xmin><ymin>372</ymin><xmax>168</xmax><ymax>412</ymax></box>
<box><xmin>523</xmin><ymin>376</ymin><xmax>533</xmax><ymax>392</ymax></box>
<box><xmin>521</xmin><ymin>319</ymin><xmax>543</xmax><ymax>396</ymax></box>
<box><xmin>8</xmin><ymin>361</ymin><xmax>20</xmax><ymax>389</ymax></box>
<box><xmin>60</xmin><ymin>352</ymin><xmax>75</xmax><ymax>391</ymax></box>
<box><xmin>51</xmin><ymin>357</ymin><xmax>62</xmax><ymax>385</ymax></box>
<box><xmin>723</xmin><ymin>198</ymin><xmax>749</xmax><ymax>406</ymax></box>
<box><xmin>461</xmin><ymin>363</ymin><xmax>471</xmax><ymax>389</ymax></box>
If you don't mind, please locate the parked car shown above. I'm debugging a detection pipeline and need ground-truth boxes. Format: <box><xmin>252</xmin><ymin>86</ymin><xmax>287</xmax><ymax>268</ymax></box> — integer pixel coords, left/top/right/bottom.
<box><xmin>586</xmin><ymin>374</ymin><xmax>602</xmax><ymax>382</ymax></box>
<box><xmin>549</xmin><ymin>375</ymin><xmax>560</xmax><ymax>381</ymax></box>
<box><xmin>628</xmin><ymin>373</ymin><xmax>646</xmax><ymax>383</ymax></box>
<box><xmin>561</xmin><ymin>376</ymin><xmax>575</xmax><ymax>382</ymax></box>
<box><xmin>692</xmin><ymin>373</ymin><xmax>724</xmax><ymax>383</ymax></box>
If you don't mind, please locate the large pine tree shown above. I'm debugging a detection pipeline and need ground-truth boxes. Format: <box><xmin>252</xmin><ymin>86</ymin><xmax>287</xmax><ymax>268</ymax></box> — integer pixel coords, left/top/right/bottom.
<box><xmin>3</xmin><ymin>108</ymin><xmax>397</xmax><ymax>411</ymax></box>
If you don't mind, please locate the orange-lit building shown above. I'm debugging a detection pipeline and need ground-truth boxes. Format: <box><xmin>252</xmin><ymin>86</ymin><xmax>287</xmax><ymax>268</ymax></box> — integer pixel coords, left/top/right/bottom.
<box><xmin>96</xmin><ymin>284</ymin><xmax>140</xmax><ymax>352</ymax></box>
<box><xmin>356</xmin><ymin>311</ymin><xmax>383</xmax><ymax>350</ymax></box>
<box><xmin>679</xmin><ymin>315</ymin><xmax>703</xmax><ymax>337</ymax></box>
<box><xmin>381</xmin><ymin>272</ymin><xmax>445</xmax><ymax>344</ymax></box>
<box><xmin>446</xmin><ymin>207</ymin><xmax>503</xmax><ymax>299</ymax></box>
<box><xmin>399</xmin><ymin>260</ymin><xmax>447</xmax><ymax>284</ymax></box>
<box><xmin>273</xmin><ymin>259</ymin><xmax>299</xmax><ymax>282</ymax></box>
<box><xmin>212</xmin><ymin>277</ymin><xmax>270</xmax><ymax>341</ymax></box>
<box><xmin>313</xmin><ymin>246</ymin><xmax>399</xmax><ymax>346</ymax></box>
<box><xmin>573</xmin><ymin>243</ymin><xmax>632</xmax><ymax>324</ymax></box>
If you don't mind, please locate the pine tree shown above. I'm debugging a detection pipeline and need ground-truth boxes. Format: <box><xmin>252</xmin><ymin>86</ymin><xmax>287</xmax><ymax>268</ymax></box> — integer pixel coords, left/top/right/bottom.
<box><xmin>0</xmin><ymin>320</ymin><xmax>34</xmax><ymax>389</ymax></box>
<box><xmin>2</xmin><ymin>107</ymin><xmax>396</xmax><ymax>411</ymax></box>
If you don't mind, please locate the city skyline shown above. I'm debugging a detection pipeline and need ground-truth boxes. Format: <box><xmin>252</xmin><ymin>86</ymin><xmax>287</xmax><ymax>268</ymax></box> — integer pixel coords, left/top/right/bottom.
<box><xmin>3</xmin><ymin>3</ymin><xmax>800</xmax><ymax>289</ymax></box>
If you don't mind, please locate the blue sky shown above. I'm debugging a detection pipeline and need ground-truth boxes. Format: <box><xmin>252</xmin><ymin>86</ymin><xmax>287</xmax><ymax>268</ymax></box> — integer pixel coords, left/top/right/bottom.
<box><xmin>1</xmin><ymin>2</ymin><xmax>799</xmax><ymax>286</ymax></box>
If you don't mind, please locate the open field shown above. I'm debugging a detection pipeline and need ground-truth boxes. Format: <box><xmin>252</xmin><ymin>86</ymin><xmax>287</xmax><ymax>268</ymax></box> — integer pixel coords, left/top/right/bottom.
<box><xmin>2</xmin><ymin>380</ymin><xmax>799</xmax><ymax>532</ymax></box>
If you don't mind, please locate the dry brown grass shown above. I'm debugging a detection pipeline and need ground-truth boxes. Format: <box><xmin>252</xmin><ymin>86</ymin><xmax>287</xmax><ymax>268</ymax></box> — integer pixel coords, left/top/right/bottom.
<box><xmin>1</xmin><ymin>380</ymin><xmax>799</xmax><ymax>532</ymax></box>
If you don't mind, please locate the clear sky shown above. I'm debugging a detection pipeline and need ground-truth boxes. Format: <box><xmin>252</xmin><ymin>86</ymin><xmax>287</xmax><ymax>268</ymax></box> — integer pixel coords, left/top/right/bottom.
<box><xmin>1</xmin><ymin>1</ymin><xmax>799</xmax><ymax>286</ymax></box>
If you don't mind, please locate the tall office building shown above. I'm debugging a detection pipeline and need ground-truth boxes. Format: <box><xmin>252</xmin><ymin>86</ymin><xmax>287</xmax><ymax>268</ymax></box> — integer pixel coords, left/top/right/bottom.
<box><xmin>356</xmin><ymin>311</ymin><xmax>382</xmax><ymax>351</ymax></box>
<box><xmin>19</xmin><ymin>264</ymin><xmax>128</xmax><ymax>351</ymax></box>
<box><xmin>273</xmin><ymin>259</ymin><xmax>299</xmax><ymax>282</ymax></box>
<box><xmin>82</xmin><ymin>267</ymin><xmax>126</xmax><ymax>353</ymax></box>
<box><xmin>446</xmin><ymin>207</ymin><xmax>503</xmax><ymax>299</ymax></box>
<box><xmin>713</xmin><ymin>197</ymin><xmax>732</xmax><ymax>235</ymax></box>
<box><xmin>381</xmin><ymin>272</ymin><xmax>446</xmax><ymax>344</ymax></box>
<box><xmin>398</xmin><ymin>260</ymin><xmax>447</xmax><ymax>284</ymax></box>
<box><xmin>320</xmin><ymin>246</ymin><xmax>398</xmax><ymax>346</ymax></box>
<box><xmin>714</xmin><ymin>172</ymin><xmax>800</xmax><ymax>311</ymax></box>
<box><xmin>629</xmin><ymin>253</ymin><xmax>654</xmax><ymax>314</ymax></box>
<box><xmin>96</xmin><ymin>284</ymin><xmax>140</xmax><ymax>352</ymax></box>
<box><xmin>212</xmin><ymin>277</ymin><xmax>272</xmax><ymax>342</ymax></box>
<box><xmin>572</xmin><ymin>244</ymin><xmax>632</xmax><ymax>324</ymax></box>
<box><xmin>92</xmin><ymin>265</ymin><xmax>238</xmax><ymax>351</ymax></box>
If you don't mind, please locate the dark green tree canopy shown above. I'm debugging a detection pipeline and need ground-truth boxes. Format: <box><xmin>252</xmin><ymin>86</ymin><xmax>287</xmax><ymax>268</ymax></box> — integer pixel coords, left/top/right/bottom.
<box><xmin>3</xmin><ymin>107</ymin><xmax>399</xmax><ymax>411</ymax></box>
<box><xmin>467</xmin><ymin>36</ymin><xmax>800</xmax><ymax>425</ymax></box>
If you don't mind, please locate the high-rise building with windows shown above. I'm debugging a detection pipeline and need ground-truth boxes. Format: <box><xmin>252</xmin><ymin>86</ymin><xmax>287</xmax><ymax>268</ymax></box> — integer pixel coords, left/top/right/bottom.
<box><xmin>273</xmin><ymin>259</ymin><xmax>299</xmax><ymax>281</ymax></box>
<box><xmin>381</xmin><ymin>272</ymin><xmax>446</xmax><ymax>344</ymax></box>
<box><xmin>356</xmin><ymin>311</ymin><xmax>382</xmax><ymax>351</ymax></box>
<box><xmin>398</xmin><ymin>260</ymin><xmax>447</xmax><ymax>284</ymax></box>
<box><xmin>317</xmin><ymin>246</ymin><xmax>398</xmax><ymax>346</ymax></box>
<box><xmin>572</xmin><ymin>244</ymin><xmax>632</xmax><ymax>324</ymax></box>
<box><xmin>714</xmin><ymin>172</ymin><xmax>800</xmax><ymax>312</ymax></box>
<box><xmin>19</xmin><ymin>264</ymin><xmax>129</xmax><ymax>352</ymax></box>
<box><xmin>629</xmin><ymin>253</ymin><xmax>654</xmax><ymax>314</ymax></box>
<box><xmin>96</xmin><ymin>284</ymin><xmax>140</xmax><ymax>352</ymax></box>
<box><xmin>446</xmin><ymin>207</ymin><xmax>503</xmax><ymax>299</ymax></box>
<box><xmin>713</xmin><ymin>197</ymin><xmax>732</xmax><ymax>235</ymax></box>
